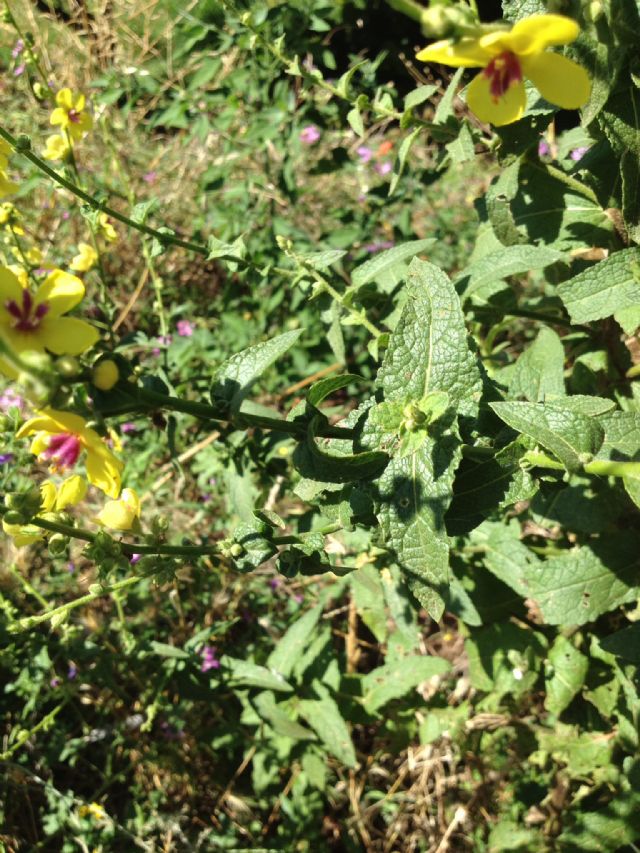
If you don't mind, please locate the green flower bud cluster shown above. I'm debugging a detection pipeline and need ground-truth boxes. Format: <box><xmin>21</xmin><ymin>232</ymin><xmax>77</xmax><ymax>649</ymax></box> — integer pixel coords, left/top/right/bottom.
<box><xmin>420</xmin><ymin>2</ymin><xmax>479</xmax><ymax>39</ymax></box>
<box><xmin>4</xmin><ymin>487</ymin><xmax>44</xmax><ymax>523</ymax></box>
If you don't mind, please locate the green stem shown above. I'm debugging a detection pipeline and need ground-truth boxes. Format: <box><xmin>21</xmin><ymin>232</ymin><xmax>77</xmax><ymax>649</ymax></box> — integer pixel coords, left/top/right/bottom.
<box><xmin>384</xmin><ymin>0</ymin><xmax>425</xmax><ymax>24</ymax></box>
<box><xmin>0</xmin><ymin>125</ymin><xmax>216</xmax><ymax>260</ymax></box>
<box><xmin>2</xmin><ymin>1</ymin><xmax>54</xmax><ymax>101</ymax></box>
<box><xmin>134</xmin><ymin>385</ymin><xmax>356</xmax><ymax>439</ymax></box>
<box><xmin>523</xmin><ymin>449</ymin><xmax>640</xmax><ymax>479</ymax></box>
<box><xmin>7</xmin><ymin>562</ymin><xmax>50</xmax><ymax>609</ymax></box>
<box><xmin>301</xmin><ymin>264</ymin><xmax>383</xmax><ymax>339</ymax></box>
<box><xmin>470</xmin><ymin>306</ymin><xmax>573</xmax><ymax>328</ymax></box>
<box><xmin>0</xmin><ymin>701</ymin><xmax>67</xmax><ymax>760</ymax></box>
<box><xmin>11</xmin><ymin>575</ymin><xmax>144</xmax><ymax>633</ymax></box>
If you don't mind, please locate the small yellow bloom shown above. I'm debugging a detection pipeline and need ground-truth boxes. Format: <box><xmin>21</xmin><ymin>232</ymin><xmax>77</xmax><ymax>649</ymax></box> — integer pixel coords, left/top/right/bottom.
<box><xmin>92</xmin><ymin>359</ymin><xmax>119</xmax><ymax>391</ymax></box>
<box><xmin>97</xmin><ymin>213</ymin><xmax>117</xmax><ymax>243</ymax></box>
<box><xmin>42</xmin><ymin>133</ymin><xmax>71</xmax><ymax>162</ymax></box>
<box><xmin>95</xmin><ymin>487</ymin><xmax>140</xmax><ymax>531</ymax></box>
<box><xmin>0</xmin><ymin>171</ymin><xmax>19</xmax><ymax>199</ymax></box>
<box><xmin>2</xmin><ymin>476</ymin><xmax>86</xmax><ymax>546</ymax></box>
<box><xmin>78</xmin><ymin>802</ymin><xmax>107</xmax><ymax>821</ymax></box>
<box><xmin>17</xmin><ymin>408</ymin><xmax>124</xmax><ymax>498</ymax></box>
<box><xmin>0</xmin><ymin>267</ymin><xmax>99</xmax><ymax>377</ymax></box>
<box><xmin>416</xmin><ymin>14</ymin><xmax>591</xmax><ymax>125</ymax></box>
<box><xmin>70</xmin><ymin>242</ymin><xmax>98</xmax><ymax>273</ymax></box>
<box><xmin>50</xmin><ymin>89</ymin><xmax>92</xmax><ymax>141</ymax></box>
<box><xmin>0</xmin><ymin>139</ymin><xmax>12</xmax><ymax>172</ymax></box>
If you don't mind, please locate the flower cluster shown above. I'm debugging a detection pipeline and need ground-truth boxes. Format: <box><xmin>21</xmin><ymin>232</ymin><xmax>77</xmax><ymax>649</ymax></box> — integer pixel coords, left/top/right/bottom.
<box><xmin>43</xmin><ymin>88</ymin><xmax>92</xmax><ymax>162</ymax></box>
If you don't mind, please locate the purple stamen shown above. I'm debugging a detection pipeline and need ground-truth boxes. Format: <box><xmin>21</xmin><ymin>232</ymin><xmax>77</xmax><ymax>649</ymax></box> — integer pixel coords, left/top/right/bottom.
<box><xmin>4</xmin><ymin>290</ymin><xmax>50</xmax><ymax>332</ymax></box>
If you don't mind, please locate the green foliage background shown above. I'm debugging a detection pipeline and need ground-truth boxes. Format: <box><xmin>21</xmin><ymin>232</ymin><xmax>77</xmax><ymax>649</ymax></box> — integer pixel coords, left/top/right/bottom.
<box><xmin>1</xmin><ymin>0</ymin><xmax>640</xmax><ymax>850</ymax></box>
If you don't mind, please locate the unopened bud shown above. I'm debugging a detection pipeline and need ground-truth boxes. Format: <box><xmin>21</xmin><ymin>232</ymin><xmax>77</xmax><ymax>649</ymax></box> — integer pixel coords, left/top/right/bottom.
<box><xmin>19</xmin><ymin>350</ymin><xmax>51</xmax><ymax>371</ymax></box>
<box><xmin>14</xmin><ymin>134</ymin><xmax>31</xmax><ymax>152</ymax></box>
<box><xmin>92</xmin><ymin>359</ymin><xmax>119</xmax><ymax>391</ymax></box>
<box><xmin>48</xmin><ymin>533</ymin><xmax>68</xmax><ymax>557</ymax></box>
<box><xmin>229</xmin><ymin>543</ymin><xmax>244</xmax><ymax>558</ymax></box>
<box><xmin>56</xmin><ymin>355</ymin><xmax>80</xmax><ymax>378</ymax></box>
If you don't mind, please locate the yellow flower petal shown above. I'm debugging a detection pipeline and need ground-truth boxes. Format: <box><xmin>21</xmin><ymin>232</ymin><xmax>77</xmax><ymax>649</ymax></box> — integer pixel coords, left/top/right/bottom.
<box><xmin>416</xmin><ymin>36</ymin><xmax>492</xmax><ymax>67</ymax></box>
<box><xmin>56</xmin><ymin>88</ymin><xmax>74</xmax><ymax>110</ymax></box>
<box><xmin>17</xmin><ymin>409</ymin><xmax>88</xmax><ymax>440</ymax></box>
<box><xmin>522</xmin><ymin>51</ymin><xmax>591</xmax><ymax>110</ymax></box>
<box><xmin>74</xmin><ymin>93</ymin><xmax>86</xmax><ymax>112</ymax></box>
<box><xmin>92</xmin><ymin>359</ymin><xmax>119</xmax><ymax>390</ymax></box>
<box><xmin>0</xmin><ymin>266</ymin><xmax>23</xmax><ymax>307</ymax></box>
<box><xmin>86</xmin><ymin>449</ymin><xmax>122</xmax><ymax>499</ymax></box>
<box><xmin>40</xmin><ymin>481</ymin><xmax>57</xmax><ymax>512</ymax></box>
<box><xmin>2</xmin><ymin>520</ymin><xmax>44</xmax><ymax>546</ymax></box>
<box><xmin>50</xmin><ymin>107</ymin><xmax>68</xmax><ymax>128</ymax></box>
<box><xmin>42</xmin><ymin>134</ymin><xmax>70</xmax><ymax>162</ymax></box>
<box><xmin>38</xmin><ymin>316</ymin><xmax>100</xmax><ymax>356</ymax></box>
<box><xmin>70</xmin><ymin>242</ymin><xmax>97</xmax><ymax>272</ymax></box>
<box><xmin>95</xmin><ymin>487</ymin><xmax>140</xmax><ymax>530</ymax></box>
<box><xmin>56</xmin><ymin>474</ymin><xmax>87</xmax><ymax>510</ymax></box>
<box><xmin>507</xmin><ymin>14</ymin><xmax>580</xmax><ymax>55</ymax></box>
<box><xmin>35</xmin><ymin>270</ymin><xmax>85</xmax><ymax>317</ymax></box>
<box><xmin>466</xmin><ymin>71</ymin><xmax>526</xmax><ymax>125</ymax></box>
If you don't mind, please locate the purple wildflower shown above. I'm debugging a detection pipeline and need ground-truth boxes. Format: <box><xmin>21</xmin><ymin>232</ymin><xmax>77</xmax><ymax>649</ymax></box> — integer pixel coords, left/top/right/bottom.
<box><xmin>13</xmin><ymin>64</ymin><xmax>25</xmax><ymax>77</ymax></box>
<box><xmin>363</xmin><ymin>240</ymin><xmax>395</xmax><ymax>254</ymax></box>
<box><xmin>67</xmin><ymin>561</ymin><xmax>75</xmax><ymax>573</ymax></box>
<box><xmin>268</xmin><ymin>578</ymin><xmax>281</xmax><ymax>591</ymax></box>
<box><xmin>142</xmin><ymin>171</ymin><xmax>158</xmax><ymax>184</ymax></box>
<box><xmin>11</xmin><ymin>40</ymin><xmax>24</xmax><ymax>59</ymax></box>
<box><xmin>375</xmin><ymin>161</ymin><xmax>392</xmax><ymax>176</ymax></box>
<box><xmin>176</xmin><ymin>320</ymin><xmax>194</xmax><ymax>337</ymax></box>
<box><xmin>294</xmin><ymin>594</ymin><xmax>304</xmax><ymax>604</ymax></box>
<box><xmin>50</xmin><ymin>676</ymin><xmax>61</xmax><ymax>688</ymax></box>
<box><xmin>356</xmin><ymin>145</ymin><xmax>373</xmax><ymax>163</ymax></box>
<box><xmin>200</xmin><ymin>645</ymin><xmax>220</xmax><ymax>673</ymax></box>
<box><xmin>67</xmin><ymin>663</ymin><xmax>78</xmax><ymax>680</ymax></box>
<box><xmin>62</xmin><ymin>211</ymin><xmax>70</xmax><ymax>220</ymax></box>
<box><xmin>538</xmin><ymin>139</ymin><xmax>551</xmax><ymax>157</ymax></box>
<box><xmin>570</xmin><ymin>146</ymin><xmax>589</xmax><ymax>161</ymax></box>
<box><xmin>120</xmin><ymin>422</ymin><xmax>137</xmax><ymax>434</ymax></box>
<box><xmin>0</xmin><ymin>453</ymin><xmax>14</xmax><ymax>464</ymax></box>
<box><xmin>130</xmin><ymin>553</ymin><xmax>142</xmax><ymax>564</ymax></box>
<box><xmin>300</xmin><ymin>125</ymin><xmax>321</xmax><ymax>145</ymax></box>
<box><xmin>0</xmin><ymin>388</ymin><xmax>24</xmax><ymax>411</ymax></box>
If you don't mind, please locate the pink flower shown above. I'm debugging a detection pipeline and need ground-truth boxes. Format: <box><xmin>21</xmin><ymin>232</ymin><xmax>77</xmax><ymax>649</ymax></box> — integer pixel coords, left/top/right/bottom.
<box><xmin>11</xmin><ymin>40</ymin><xmax>24</xmax><ymax>58</ymax></box>
<box><xmin>375</xmin><ymin>161</ymin><xmax>392</xmax><ymax>176</ymax></box>
<box><xmin>300</xmin><ymin>125</ymin><xmax>321</xmax><ymax>145</ymax></box>
<box><xmin>13</xmin><ymin>64</ymin><xmax>25</xmax><ymax>77</ymax></box>
<box><xmin>176</xmin><ymin>320</ymin><xmax>194</xmax><ymax>337</ymax></box>
<box><xmin>120</xmin><ymin>422</ymin><xmax>137</xmax><ymax>434</ymax></box>
<box><xmin>570</xmin><ymin>146</ymin><xmax>589</xmax><ymax>161</ymax></box>
<box><xmin>356</xmin><ymin>145</ymin><xmax>373</xmax><ymax>163</ymax></box>
<box><xmin>200</xmin><ymin>645</ymin><xmax>220</xmax><ymax>673</ymax></box>
<box><xmin>363</xmin><ymin>240</ymin><xmax>395</xmax><ymax>254</ymax></box>
<box><xmin>538</xmin><ymin>139</ymin><xmax>551</xmax><ymax>157</ymax></box>
<box><xmin>143</xmin><ymin>171</ymin><xmax>158</xmax><ymax>184</ymax></box>
<box><xmin>0</xmin><ymin>387</ymin><xmax>25</xmax><ymax>411</ymax></box>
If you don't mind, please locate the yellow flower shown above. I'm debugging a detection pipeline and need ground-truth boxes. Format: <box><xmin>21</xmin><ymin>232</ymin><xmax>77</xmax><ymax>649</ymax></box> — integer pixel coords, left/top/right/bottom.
<box><xmin>0</xmin><ymin>202</ymin><xmax>22</xmax><ymax>232</ymax></box>
<box><xmin>0</xmin><ymin>139</ymin><xmax>12</xmax><ymax>172</ymax></box>
<box><xmin>17</xmin><ymin>408</ymin><xmax>124</xmax><ymax>498</ymax></box>
<box><xmin>97</xmin><ymin>213</ymin><xmax>117</xmax><ymax>243</ymax></box>
<box><xmin>416</xmin><ymin>14</ymin><xmax>591</xmax><ymax>126</ymax></box>
<box><xmin>2</xmin><ymin>475</ymin><xmax>86</xmax><ymax>546</ymax></box>
<box><xmin>50</xmin><ymin>88</ymin><xmax>93</xmax><ymax>141</ymax></box>
<box><xmin>95</xmin><ymin>487</ymin><xmax>140</xmax><ymax>531</ymax></box>
<box><xmin>42</xmin><ymin>133</ymin><xmax>71</xmax><ymax>162</ymax></box>
<box><xmin>78</xmin><ymin>802</ymin><xmax>107</xmax><ymax>821</ymax></box>
<box><xmin>0</xmin><ymin>171</ymin><xmax>19</xmax><ymax>199</ymax></box>
<box><xmin>0</xmin><ymin>267</ymin><xmax>99</xmax><ymax>374</ymax></box>
<box><xmin>70</xmin><ymin>242</ymin><xmax>98</xmax><ymax>273</ymax></box>
<box><xmin>92</xmin><ymin>359</ymin><xmax>119</xmax><ymax>391</ymax></box>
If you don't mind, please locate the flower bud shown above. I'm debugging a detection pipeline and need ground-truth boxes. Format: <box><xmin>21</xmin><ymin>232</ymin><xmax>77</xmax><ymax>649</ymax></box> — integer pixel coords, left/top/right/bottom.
<box><xmin>48</xmin><ymin>533</ymin><xmax>69</xmax><ymax>557</ymax></box>
<box><xmin>19</xmin><ymin>350</ymin><xmax>51</xmax><ymax>372</ymax></box>
<box><xmin>92</xmin><ymin>359</ymin><xmax>120</xmax><ymax>391</ymax></box>
<box><xmin>56</xmin><ymin>355</ymin><xmax>81</xmax><ymax>378</ymax></box>
<box><xmin>14</xmin><ymin>134</ymin><xmax>31</xmax><ymax>152</ymax></box>
<box><xmin>3</xmin><ymin>509</ymin><xmax>27</xmax><ymax>525</ymax></box>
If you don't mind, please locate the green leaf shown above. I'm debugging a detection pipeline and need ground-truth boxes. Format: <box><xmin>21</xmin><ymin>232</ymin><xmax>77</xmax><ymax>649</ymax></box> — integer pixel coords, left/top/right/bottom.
<box><xmin>484</xmin><ymin>159</ymin><xmax>526</xmax><ymax>246</ymax></box>
<box><xmin>221</xmin><ymin>656</ymin><xmax>294</xmax><ymax>692</ymax></box>
<box><xmin>347</xmin><ymin>105</ymin><xmax>364</xmax><ymax>137</ymax></box>
<box><xmin>253</xmin><ymin>692</ymin><xmax>315</xmax><ymax>741</ymax></box>
<box><xmin>389</xmin><ymin>127</ymin><xmax>421</xmax><ymax>195</ymax></box>
<box><xmin>600</xmin><ymin>622</ymin><xmax>640</xmax><ymax>663</ymax></box>
<box><xmin>446</xmin><ymin>439</ymin><xmax>537</xmax><ymax>534</ymax></box>
<box><xmin>307</xmin><ymin>374</ymin><xmax>363</xmax><ymax>408</ymax></box>
<box><xmin>298</xmin><ymin>682</ymin><xmax>356</xmax><ymax>767</ymax></box>
<box><xmin>490</xmin><ymin>400</ymin><xmax>604</xmax><ymax>472</ymax></box>
<box><xmin>363</xmin><ymin>259</ymin><xmax>482</xmax><ymax>618</ymax></box>
<box><xmin>293</xmin><ymin>414</ymin><xmax>388</xmax><ymax>483</ymax></box>
<box><xmin>445</xmin><ymin>121</ymin><xmax>475</xmax><ymax>164</ymax></box>
<box><xmin>210</xmin><ymin>329</ymin><xmax>302</xmax><ymax>414</ymax></box>
<box><xmin>149</xmin><ymin>641</ymin><xmax>190</xmax><ymax>659</ymax></box>
<box><xmin>300</xmin><ymin>248</ymin><xmax>347</xmax><ymax>270</ymax></box>
<box><xmin>361</xmin><ymin>655</ymin><xmax>450</xmax><ymax>715</ymax></box>
<box><xmin>434</xmin><ymin>68</ymin><xmax>464</xmax><ymax>125</ymax></box>
<box><xmin>455</xmin><ymin>244</ymin><xmax>564</xmax><ymax>302</ymax></box>
<box><xmin>350</xmin><ymin>238</ymin><xmax>435</xmax><ymax>290</ymax></box>
<box><xmin>508</xmin><ymin>327</ymin><xmax>565</xmax><ymax>402</ymax></box>
<box><xmin>350</xmin><ymin>565</ymin><xmax>388</xmax><ymax>643</ymax></box>
<box><xmin>466</xmin><ymin>620</ymin><xmax>547</xmax><ymax>695</ymax></box>
<box><xmin>545</xmin><ymin>635</ymin><xmax>589</xmax><ymax>716</ymax></box>
<box><xmin>404</xmin><ymin>84</ymin><xmax>438</xmax><ymax>111</ymax></box>
<box><xmin>474</xmin><ymin>521</ymin><xmax>640</xmax><ymax>625</ymax></box>
<box><xmin>557</xmin><ymin>248</ymin><xmax>640</xmax><ymax>324</ymax></box>
<box><xmin>335</xmin><ymin>60</ymin><xmax>366</xmax><ymax>99</ymax></box>
<box><xmin>267</xmin><ymin>606</ymin><xmax>323</xmax><ymax>679</ymax></box>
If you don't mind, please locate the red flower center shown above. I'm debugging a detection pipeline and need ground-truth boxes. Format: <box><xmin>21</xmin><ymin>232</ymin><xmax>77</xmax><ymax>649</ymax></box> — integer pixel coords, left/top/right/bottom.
<box><xmin>5</xmin><ymin>289</ymin><xmax>49</xmax><ymax>332</ymax></box>
<box><xmin>41</xmin><ymin>432</ymin><xmax>82</xmax><ymax>471</ymax></box>
<box><xmin>68</xmin><ymin>108</ymin><xmax>81</xmax><ymax>123</ymax></box>
<box><xmin>483</xmin><ymin>52</ymin><xmax>522</xmax><ymax>101</ymax></box>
